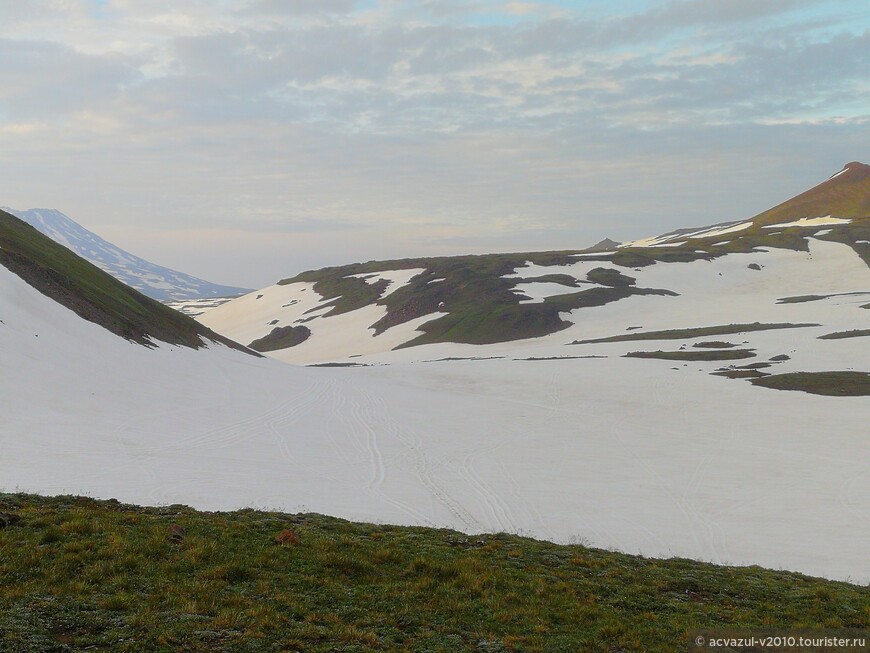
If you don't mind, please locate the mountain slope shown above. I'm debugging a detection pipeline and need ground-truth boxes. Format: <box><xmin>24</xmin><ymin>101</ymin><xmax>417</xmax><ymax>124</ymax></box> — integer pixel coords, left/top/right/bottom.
<box><xmin>2</xmin><ymin>179</ymin><xmax>868</xmax><ymax>584</ymax></box>
<box><xmin>0</xmin><ymin>208</ymin><xmax>252</xmax><ymax>351</ymax></box>
<box><xmin>3</xmin><ymin>207</ymin><xmax>250</xmax><ymax>301</ymax></box>
<box><xmin>198</xmin><ymin>162</ymin><xmax>870</xmax><ymax>363</ymax></box>
<box><xmin>751</xmin><ymin>161</ymin><xmax>870</xmax><ymax>226</ymax></box>
<box><xmin>620</xmin><ymin>161</ymin><xmax>870</xmax><ymax>252</ymax></box>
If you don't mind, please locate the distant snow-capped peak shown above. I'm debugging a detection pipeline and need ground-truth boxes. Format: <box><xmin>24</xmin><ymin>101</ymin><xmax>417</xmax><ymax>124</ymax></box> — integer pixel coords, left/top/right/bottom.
<box><xmin>2</xmin><ymin>207</ymin><xmax>250</xmax><ymax>301</ymax></box>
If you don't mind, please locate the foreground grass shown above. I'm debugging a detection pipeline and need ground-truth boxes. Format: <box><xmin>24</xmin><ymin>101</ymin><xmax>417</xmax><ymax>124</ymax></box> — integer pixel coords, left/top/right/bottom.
<box><xmin>0</xmin><ymin>495</ymin><xmax>867</xmax><ymax>652</ymax></box>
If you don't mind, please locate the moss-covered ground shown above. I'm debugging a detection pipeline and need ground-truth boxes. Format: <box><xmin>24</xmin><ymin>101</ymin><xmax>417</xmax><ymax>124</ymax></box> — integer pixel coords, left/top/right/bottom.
<box><xmin>0</xmin><ymin>494</ymin><xmax>867</xmax><ymax>653</ymax></box>
<box><xmin>750</xmin><ymin>371</ymin><xmax>870</xmax><ymax>396</ymax></box>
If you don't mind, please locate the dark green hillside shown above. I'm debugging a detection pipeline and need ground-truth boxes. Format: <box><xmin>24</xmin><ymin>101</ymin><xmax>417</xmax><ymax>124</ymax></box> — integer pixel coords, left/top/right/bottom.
<box><xmin>751</xmin><ymin>371</ymin><xmax>870</xmax><ymax>396</ymax></box>
<box><xmin>0</xmin><ymin>493</ymin><xmax>866</xmax><ymax>652</ymax></box>
<box><xmin>269</xmin><ymin>163</ymin><xmax>870</xmax><ymax>351</ymax></box>
<box><xmin>283</xmin><ymin>251</ymin><xmax>677</xmax><ymax>347</ymax></box>
<box><xmin>0</xmin><ymin>209</ymin><xmax>253</xmax><ymax>353</ymax></box>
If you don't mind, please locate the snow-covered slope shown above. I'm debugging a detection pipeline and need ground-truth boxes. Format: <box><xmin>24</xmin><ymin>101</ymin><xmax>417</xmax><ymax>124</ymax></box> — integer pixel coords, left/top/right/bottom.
<box><xmin>2</xmin><ymin>254</ymin><xmax>868</xmax><ymax>583</ymax></box>
<box><xmin>3</xmin><ymin>186</ymin><xmax>869</xmax><ymax>583</ymax></box>
<box><xmin>199</xmin><ymin>162</ymin><xmax>870</xmax><ymax>363</ymax></box>
<box><xmin>3</xmin><ymin>207</ymin><xmax>250</xmax><ymax>301</ymax></box>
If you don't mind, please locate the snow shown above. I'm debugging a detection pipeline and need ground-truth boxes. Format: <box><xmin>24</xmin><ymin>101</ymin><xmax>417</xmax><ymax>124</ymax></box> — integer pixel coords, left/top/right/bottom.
<box><xmin>620</xmin><ymin>221</ymin><xmax>752</xmax><ymax>248</ymax></box>
<box><xmin>267</xmin><ymin>306</ymin><xmax>447</xmax><ymax>365</ymax></box>
<box><xmin>512</xmin><ymin>282</ymin><xmax>579</xmax><ymax>303</ymax></box>
<box><xmin>164</xmin><ymin>296</ymin><xmax>237</xmax><ymax>317</ymax></box>
<box><xmin>346</xmin><ymin>268</ymin><xmax>426</xmax><ymax>298</ymax></box>
<box><xmin>504</xmin><ymin>259</ymin><xmax>609</xmax><ymax>281</ymax></box>
<box><xmin>3</xmin><ymin>239</ymin><xmax>870</xmax><ymax>584</ymax></box>
<box><xmin>198</xmin><ymin>282</ymin><xmax>329</xmax><ymax>347</ymax></box>
<box><xmin>695</xmin><ymin>221</ymin><xmax>753</xmax><ymax>239</ymax></box>
<box><xmin>619</xmin><ymin>234</ymin><xmax>675</xmax><ymax>248</ymax></box>
<box><xmin>200</xmin><ymin>278</ymin><xmax>444</xmax><ymax>362</ymax></box>
<box><xmin>762</xmin><ymin>216</ymin><xmax>852</xmax><ymax>229</ymax></box>
<box><xmin>537</xmin><ymin>239</ymin><xmax>870</xmax><ymax>353</ymax></box>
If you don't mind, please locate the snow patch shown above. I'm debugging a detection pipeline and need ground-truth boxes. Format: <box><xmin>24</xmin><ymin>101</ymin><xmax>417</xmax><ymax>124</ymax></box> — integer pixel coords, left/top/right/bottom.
<box><xmin>763</xmin><ymin>216</ymin><xmax>852</xmax><ymax>229</ymax></box>
<box><xmin>347</xmin><ymin>268</ymin><xmax>426</xmax><ymax>298</ymax></box>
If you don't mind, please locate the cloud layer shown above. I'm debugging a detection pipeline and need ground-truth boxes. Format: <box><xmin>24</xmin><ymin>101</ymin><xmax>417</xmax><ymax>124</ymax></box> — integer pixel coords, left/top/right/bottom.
<box><xmin>0</xmin><ymin>0</ymin><xmax>867</xmax><ymax>286</ymax></box>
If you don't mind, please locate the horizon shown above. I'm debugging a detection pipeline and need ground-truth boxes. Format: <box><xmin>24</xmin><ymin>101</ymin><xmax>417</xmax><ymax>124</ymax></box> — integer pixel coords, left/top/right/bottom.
<box><xmin>1</xmin><ymin>0</ymin><xmax>868</xmax><ymax>288</ymax></box>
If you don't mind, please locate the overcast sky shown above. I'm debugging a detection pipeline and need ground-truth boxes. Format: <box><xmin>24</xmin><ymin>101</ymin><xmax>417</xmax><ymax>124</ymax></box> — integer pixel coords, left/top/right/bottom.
<box><xmin>1</xmin><ymin>0</ymin><xmax>868</xmax><ymax>287</ymax></box>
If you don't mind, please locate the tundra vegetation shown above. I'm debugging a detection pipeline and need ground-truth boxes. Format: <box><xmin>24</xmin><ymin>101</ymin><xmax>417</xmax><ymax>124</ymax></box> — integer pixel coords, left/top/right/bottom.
<box><xmin>0</xmin><ymin>494</ymin><xmax>867</xmax><ymax>653</ymax></box>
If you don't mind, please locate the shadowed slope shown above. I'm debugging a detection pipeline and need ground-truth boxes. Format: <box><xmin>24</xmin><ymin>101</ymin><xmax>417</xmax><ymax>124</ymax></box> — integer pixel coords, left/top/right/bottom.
<box><xmin>0</xmin><ymin>209</ymin><xmax>255</xmax><ymax>353</ymax></box>
<box><xmin>3</xmin><ymin>207</ymin><xmax>251</xmax><ymax>301</ymax></box>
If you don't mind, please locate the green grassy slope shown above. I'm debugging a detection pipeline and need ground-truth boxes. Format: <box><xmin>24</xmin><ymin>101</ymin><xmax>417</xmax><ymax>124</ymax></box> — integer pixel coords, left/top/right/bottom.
<box><xmin>0</xmin><ymin>209</ymin><xmax>253</xmax><ymax>353</ymax></box>
<box><xmin>0</xmin><ymin>493</ymin><xmax>866</xmax><ymax>653</ymax></box>
<box><xmin>615</xmin><ymin>162</ymin><xmax>870</xmax><ymax>262</ymax></box>
<box><xmin>750</xmin><ymin>162</ymin><xmax>870</xmax><ymax>227</ymax></box>
<box><xmin>283</xmin><ymin>252</ymin><xmax>676</xmax><ymax>347</ymax></box>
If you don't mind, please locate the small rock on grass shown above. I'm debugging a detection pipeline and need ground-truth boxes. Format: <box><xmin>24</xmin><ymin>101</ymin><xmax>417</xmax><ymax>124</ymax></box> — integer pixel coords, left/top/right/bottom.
<box><xmin>274</xmin><ymin>529</ymin><xmax>301</xmax><ymax>546</ymax></box>
<box><xmin>0</xmin><ymin>512</ymin><xmax>21</xmax><ymax>528</ymax></box>
<box><xmin>167</xmin><ymin>524</ymin><xmax>186</xmax><ymax>544</ymax></box>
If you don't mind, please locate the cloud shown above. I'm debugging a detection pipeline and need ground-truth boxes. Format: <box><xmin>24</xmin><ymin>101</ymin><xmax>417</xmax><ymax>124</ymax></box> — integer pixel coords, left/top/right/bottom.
<box><xmin>225</xmin><ymin>216</ymin><xmax>365</xmax><ymax>234</ymax></box>
<box><xmin>0</xmin><ymin>0</ymin><xmax>867</xmax><ymax>287</ymax></box>
<box><xmin>0</xmin><ymin>38</ymin><xmax>140</xmax><ymax>121</ymax></box>
<box><xmin>243</xmin><ymin>0</ymin><xmax>358</xmax><ymax>16</ymax></box>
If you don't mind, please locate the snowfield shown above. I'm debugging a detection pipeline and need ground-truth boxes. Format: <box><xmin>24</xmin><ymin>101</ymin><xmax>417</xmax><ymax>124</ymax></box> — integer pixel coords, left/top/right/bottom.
<box><xmin>3</xmin><ymin>238</ymin><xmax>869</xmax><ymax>584</ymax></box>
<box><xmin>197</xmin><ymin>277</ymin><xmax>446</xmax><ymax>364</ymax></box>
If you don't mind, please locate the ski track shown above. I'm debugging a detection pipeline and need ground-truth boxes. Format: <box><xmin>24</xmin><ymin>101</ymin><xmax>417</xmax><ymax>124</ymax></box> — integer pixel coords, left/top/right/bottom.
<box><xmin>159</xmin><ymin>396</ymin><xmax>301</xmax><ymax>452</ymax></box>
<box><xmin>264</xmin><ymin>378</ymin><xmax>334</xmax><ymax>465</ymax></box>
<box><xmin>607</xmin><ymin>410</ymin><xmax>695</xmax><ymax>555</ymax></box>
<box><xmin>680</xmin><ymin>438</ymin><xmax>730</xmax><ymax>565</ymax></box>
<box><xmin>339</xmin><ymin>385</ymin><xmax>439</xmax><ymax>527</ymax></box>
<box><xmin>641</xmin><ymin>382</ymin><xmax>735</xmax><ymax>562</ymax></box>
<box><xmin>495</xmin><ymin>457</ymin><xmax>556</xmax><ymax>541</ymax></box>
<box><xmin>458</xmin><ymin>447</ymin><xmax>518</xmax><ymax>534</ymax></box>
<box><xmin>355</xmin><ymin>397</ymin><xmax>386</xmax><ymax>490</ymax></box>
<box><xmin>360</xmin><ymin>387</ymin><xmax>483</xmax><ymax>531</ymax></box>
<box><xmin>477</xmin><ymin>387</ymin><xmax>672</xmax><ymax>550</ymax></box>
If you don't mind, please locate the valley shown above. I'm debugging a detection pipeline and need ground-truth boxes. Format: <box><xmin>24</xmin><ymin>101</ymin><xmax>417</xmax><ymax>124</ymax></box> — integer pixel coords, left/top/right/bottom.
<box><xmin>2</xmin><ymin>164</ymin><xmax>869</xmax><ymax>586</ymax></box>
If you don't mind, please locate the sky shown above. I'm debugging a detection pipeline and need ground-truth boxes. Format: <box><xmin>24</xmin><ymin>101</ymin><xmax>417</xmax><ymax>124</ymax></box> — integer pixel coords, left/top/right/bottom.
<box><xmin>0</xmin><ymin>0</ymin><xmax>868</xmax><ymax>288</ymax></box>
